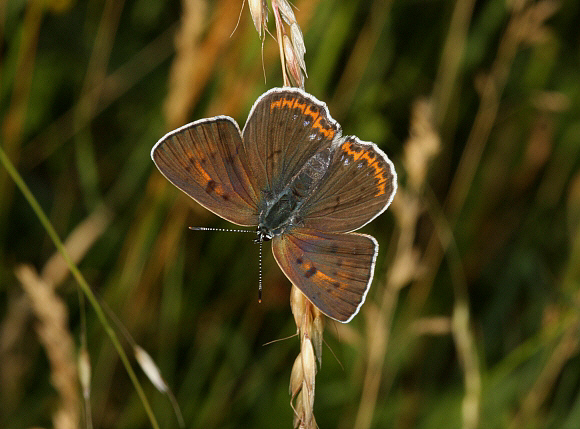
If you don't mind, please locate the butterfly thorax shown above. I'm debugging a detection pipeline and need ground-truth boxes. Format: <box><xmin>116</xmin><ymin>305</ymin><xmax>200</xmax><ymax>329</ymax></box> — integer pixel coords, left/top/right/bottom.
<box><xmin>256</xmin><ymin>148</ymin><xmax>332</xmax><ymax>241</ymax></box>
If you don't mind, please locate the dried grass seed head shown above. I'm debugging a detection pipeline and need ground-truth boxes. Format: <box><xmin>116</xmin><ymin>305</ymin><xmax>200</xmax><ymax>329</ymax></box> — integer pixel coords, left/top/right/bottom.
<box><xmin>249</xmin><ymin>0</ymin><xmax>268</xmax><ymax>38</ymax></box>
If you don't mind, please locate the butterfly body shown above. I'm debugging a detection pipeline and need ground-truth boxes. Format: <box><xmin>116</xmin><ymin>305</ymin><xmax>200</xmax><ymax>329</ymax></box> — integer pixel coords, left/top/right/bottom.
<box><xmin>152</xmin><ymin>88</ymin><xmax>397</xmax><ymax>322</ymax></box>
<box><xmin>259</xmin><ymin>147</ymin><xmax>332</xmax><ymax>238</ymax></box>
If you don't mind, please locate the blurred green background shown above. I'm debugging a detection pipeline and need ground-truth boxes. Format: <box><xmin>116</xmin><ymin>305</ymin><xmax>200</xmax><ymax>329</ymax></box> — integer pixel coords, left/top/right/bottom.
<box><xmin>1</xmin><ymin>0</ymin><xmax>580</xmax><ymax>428</ymax></box>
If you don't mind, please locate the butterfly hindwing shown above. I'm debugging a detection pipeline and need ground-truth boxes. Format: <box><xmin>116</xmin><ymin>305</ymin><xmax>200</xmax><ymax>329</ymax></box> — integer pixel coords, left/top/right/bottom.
<box><xmin>272</xmin><ymin>228</ymin><xmax>378</xmax><ymax>323</ymax></box>
<box><xmin>300</xmin><ymin>136</ymin><xmax>397</xmax><ymax>233</ymax></box>
<box><xmin>152</xmin><ymin>117</ymin><xmax>260</xmax><ymax>226</ymax></box>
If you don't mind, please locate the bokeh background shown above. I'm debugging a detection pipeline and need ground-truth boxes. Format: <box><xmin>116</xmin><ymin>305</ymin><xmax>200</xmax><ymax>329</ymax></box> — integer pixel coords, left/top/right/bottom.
<box><xmin>2</xmin><ymin>0</ymin><xmax>580</xmax><ymax>428</ymax></box>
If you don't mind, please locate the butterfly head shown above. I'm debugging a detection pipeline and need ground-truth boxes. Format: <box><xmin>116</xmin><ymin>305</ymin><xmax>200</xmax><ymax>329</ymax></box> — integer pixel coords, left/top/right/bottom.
<box><xmin>255</xmin><ymin>226</ymin><xmax>274</xmax><ymax>243</ymax></box>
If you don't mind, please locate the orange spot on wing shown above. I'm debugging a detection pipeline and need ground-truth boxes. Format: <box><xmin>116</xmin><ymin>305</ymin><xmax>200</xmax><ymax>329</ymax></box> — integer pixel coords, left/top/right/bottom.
<box><xmin>270</xmin><ymin>97</ymin><xmax>336</xmax><ymax>139</ymax></box>
<box><xmin>193</xmin><ymin>159</ymin><xmax>227</xmax><ymax>197</ymax></box>
<box><xmin>313</xmin><ymin>269</ymin><xmax>337</xmax><ymax>285</ymax></box>
<box><xmin>302</xmin><ymin>260</ymin><xmax>337</xmax><ymax>285</ymax></box>
<box><xmin>193</xmin><ymin>159</ymin><xmax>212</xmax><ymax>183</ymax></box>
<box><xmin>341</xmin><ymin>141</ymin><xmax>389</xmax><ymax>197</ymax></box>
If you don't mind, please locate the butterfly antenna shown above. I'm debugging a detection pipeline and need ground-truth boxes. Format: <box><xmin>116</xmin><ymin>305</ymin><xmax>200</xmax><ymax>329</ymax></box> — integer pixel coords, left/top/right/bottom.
<box><xmin>190</xmin><ymin>226</ymin><xmax>263</xmax><ymax>302</ymax></box>
<box><xmin>189</xmin><ymin>226</ymin><xmax>254</xmax><ymax>234</ymax></box>
<box><xmin>258</xmin><ymin>240</ymin><xmax>263</xmax><ymax>303</ymax></box>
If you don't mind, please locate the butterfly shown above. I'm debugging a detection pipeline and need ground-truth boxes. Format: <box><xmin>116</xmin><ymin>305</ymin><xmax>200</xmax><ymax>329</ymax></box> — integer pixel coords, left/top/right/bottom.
<box><xmin>151</xmin><ymin>88</ymin><xmax>397</xmax><ymax>322</ymax></box>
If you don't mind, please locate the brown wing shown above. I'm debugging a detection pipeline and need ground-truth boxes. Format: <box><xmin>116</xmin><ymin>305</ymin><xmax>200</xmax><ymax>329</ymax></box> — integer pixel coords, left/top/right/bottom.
<box><xmin>242</xmin><ymin>88</ymin><xmax>341</xmax><ymax>196</ymax></box>
<box><xmin>272</xmin><ymin>228</ymin><xmax>378</xmax><ymax>323</ymax></box>
<box><xmin>300</xmin><ymin>136</ymin><xmax>397</xmax><ymax>233</ymax></box>
<box><xmin>151</xmin><ymin>116</ymin><xmax>260</xmax><ymax>226</ymax></box>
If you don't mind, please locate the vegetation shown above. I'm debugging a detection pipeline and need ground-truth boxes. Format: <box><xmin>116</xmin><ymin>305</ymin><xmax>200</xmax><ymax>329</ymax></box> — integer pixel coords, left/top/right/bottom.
<box><xmin>1</xmin><ymin>0</ymin><xmax>579</xmax><ymax>428</ymax></box>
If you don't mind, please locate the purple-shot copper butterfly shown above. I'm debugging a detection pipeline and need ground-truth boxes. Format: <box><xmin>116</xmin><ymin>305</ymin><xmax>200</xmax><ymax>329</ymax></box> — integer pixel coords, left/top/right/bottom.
<box><xmin>151</xmin><ymin>87</ymin><xmax>397</xmax><ymax>322</ymax></box>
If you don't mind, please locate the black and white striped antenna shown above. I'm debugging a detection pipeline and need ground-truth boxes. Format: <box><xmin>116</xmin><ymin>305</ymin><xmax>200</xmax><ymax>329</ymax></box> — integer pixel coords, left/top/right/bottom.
<box><xmin>189</xmin><ymin>226</ymin><xmax>264</xmax><ymax>303</ymax></box>
<box><xmin>189</xmin><ymin>226</ymin><xmax>255</xmax><ymax>234</ymax></box>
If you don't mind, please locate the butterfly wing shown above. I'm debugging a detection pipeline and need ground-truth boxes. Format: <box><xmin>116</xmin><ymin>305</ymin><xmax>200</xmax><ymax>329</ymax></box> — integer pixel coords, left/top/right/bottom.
<box><xmin>151</xmin><ymin>116</ymin><xmax>260</xmax><ymax>226</ymax></box>
<box><xmin>300</xmin><ymin>136</ymin><xmax>397</xmax><ymax>233</ymax></box>
<box><xmin>242</xmin><ymin>88</ymin><xmax>341</xmax><ymax>196</ymax></box>
<box><xmin>272</xmin><ymin>228</ymin><xmax>378</xmax><ymax>323</ymax></box>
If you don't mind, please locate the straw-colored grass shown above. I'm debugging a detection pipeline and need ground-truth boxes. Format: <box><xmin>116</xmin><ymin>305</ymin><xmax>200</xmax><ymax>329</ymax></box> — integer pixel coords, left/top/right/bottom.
<box><xmin>1</xmin><ymin>0</ymin><xmax>579</xmax><ymax>428</ymax></box>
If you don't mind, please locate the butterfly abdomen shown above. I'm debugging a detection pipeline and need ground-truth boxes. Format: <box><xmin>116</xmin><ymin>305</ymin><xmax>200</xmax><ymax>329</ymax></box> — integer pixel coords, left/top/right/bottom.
<box><xmin>290</xmin><ymin>149</ymin><xmax>331</xmax><ymax>200</ymax></box>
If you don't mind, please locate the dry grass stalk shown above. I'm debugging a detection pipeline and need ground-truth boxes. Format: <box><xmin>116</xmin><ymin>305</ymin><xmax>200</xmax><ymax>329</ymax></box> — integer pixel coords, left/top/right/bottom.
<box><xmin>164</xmin><ymin>0</ymin><xmax>206</xmax><ymax>129</ymax></box>
<box><xmin>0</xmin><ymin>204</ymin><xmax>111</xmax><ymax>417</ymax></box>
<box><xmin>248</xmin><ymin>2</ymin><xmax>318</xmax><ymax>425</ymax></box>
<box><xmin>510</xmin><ymin>326</ymin><xmax>579</xmax><ymax>428</ymax></box>
<box><xmin>420</xmin><ymin>0</ymin><xmax>558</xmax><ymax>298</ymax></box>
<box><xmin>444</xmin><ymin>0</ymin><xmax>559</xmax><ymax>224</ymax></box>
<box><xmin>394</xmin><ymin>7</ymin><xmax>560</xmax><ymax>426</ymax></box>
<box><xmin>42</xmin><ymin>204</ymin><xmax>113</xmax><ymax>285</ymax></box>
<box><xmin>164</xmin><ymin>0</ymin><xmax>257</xmax><ymax>128</ymax></box>
<box><xmin>255</xmin><ymin>0</ymin><xmax>306</xmax><ymax>88</ymax></box>
<box><xmin>410</xmin><ymin>0</ymin><xmax>561</xmax><ymax>318</ymax></box>
<box><xmin>431</xmin><ymin>0</ymin><xmax>477</xmax><ymax>126</ymax></box>
<box><xmin>78</xmin><ymin>345</ymin><xmax>93</xmax><ymax>429</ymax></box>
<box><xmin>15</xmin><ymin>265</ymin><xmax>80</xmax><ymax>429</ymax></box>
<box><xmin>411</xmin><ymin>316</ymin><xmax>452</xmax><ymax>336</ymax></box>
<box><xmin>353</xmin><ymin>100</ymin><xmax>440</xmax><ymax>429</ymax></box>
<box><xmin>451</xmin><ymin>295</ymin><xmax>481</xmax><ymax>429</ymax></box>
<box><xmin>248</xmin><ymin>0</ymin><xmax>268</xmax><ymax>39</ymax></box>
<box><xmin>289</xmin><ymin>285</ymin><xmax>324</xmax><ymax>429</ymax></box>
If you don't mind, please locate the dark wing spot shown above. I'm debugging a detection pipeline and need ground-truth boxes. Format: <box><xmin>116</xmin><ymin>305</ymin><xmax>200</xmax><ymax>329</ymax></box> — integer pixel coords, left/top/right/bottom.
<box><xmin>267</xmin><ymin>149</ymin><xmax>282</xmax><ymax>160</ymax></box>
<box><xmin>305</xmin><ymin>266</ymin><xmax>317</xmax><ymax>278</ymax></box>
<box><xmin>296</xmin><ymin>258</ymin><xmax>303</xmax><ymax>265</ymax></box>
<box><xmin>205</xmin><ymin>180</ymin><xmax>217</xmax><ymax>194</ymax></box>
<box><xmin>222</xmin><ymin>194</ymin><xmax>229</xmax><ymax>201</ymax></box>
<box><xmin>332</xmin><ymin>282</ymin><xmax>340</xmax><ymax>288</ymax></box>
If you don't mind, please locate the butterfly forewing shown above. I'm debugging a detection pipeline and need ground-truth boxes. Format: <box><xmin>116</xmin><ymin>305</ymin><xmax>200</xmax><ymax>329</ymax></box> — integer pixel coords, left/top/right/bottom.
<box><xmin>272</xmin><ymin>228</ymin><xmax>378</xmax><ymax>322</ymax></box>
<box><xmin>300</xmin><ymin>136</ymin><xmax>397</xmax><ymax>233</ymax></box>
<box><xmin>152</xmin><ymin>117</ymin><xmax>260</xmax><ymax>226</ymax></box>
<box><xmin>243</xmin><ymin>88</ymin><xmax>341</xmax><ymax>195</ymax></box>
